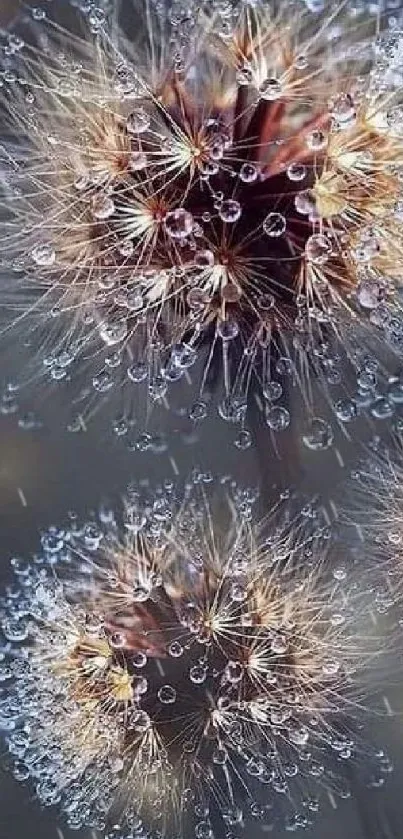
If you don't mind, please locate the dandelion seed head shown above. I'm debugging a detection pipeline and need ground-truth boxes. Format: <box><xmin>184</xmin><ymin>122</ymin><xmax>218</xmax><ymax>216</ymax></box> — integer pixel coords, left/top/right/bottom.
<box><xmin>1</xmin><ymin>476</ymin><xmax>389</xmax><ymax>836</ymax></box>
<box><xmin>2</xmin><ymin>0</ymin><xmax>403</xmax><ymax>438</ymax></box>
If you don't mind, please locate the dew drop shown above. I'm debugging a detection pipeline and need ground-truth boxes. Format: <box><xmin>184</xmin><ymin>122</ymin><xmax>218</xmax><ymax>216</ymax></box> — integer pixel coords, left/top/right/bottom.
<box><xmin>287</xmin><ymin>163</ymin><xmax>306</xmax><ymax>182</ymax></box>
<box><xmin>239</xmin><ymin>163</ymin><xmax>258</xmax><ymax>183</ymax></box>
<box><xmin>189</xmin><ymin>664</ymin><xmax>207</xmax><ymax>684</ymax></box>
<box><xmin>92</xmin><ymin>195</ymin><xmax>115</xmax><ymax>220</ymax></box>
<box><xmin>219</xmin><ymin>199</ymin><xmax>242</xmax><ymax>223</ymax></box>
<box><xmin>217</xmin><ymin>319</ymin><xmax>239</xmax><ymax>340</ymax></box>
<box><xmin>129</xmin><ymin>151</ymin><xmax>148</xmax><ymax>171</ymax></box>
<box><xmin>169</xmin><ymin>641</ymin><xmax>183</xmax><ymax>657</ymax></box>
<box><xmin>260</xmin><ymin>77</ymin><xmax>282</xmax><ymax>100</ymax></box>
<box><xmin>305</xmin><ymin>234</ymin><xmax>332</xmax><ymax>264</ymax></box>
<box><xmin>126</xmin><ymin>108</ymin><xmax>150</xmax><ymax>134</ymax></box>
<box><xmin>165</xmin><ymin>208</ymin><xmax>193</xmax><ymax>240</ymax></box>
<box><xmin>265</xmin><ymin>405</ymin><xmax>290</xmax><ymax>431</ymax></box>
<box><xmin>194</xmin><ymin>249</ymin><xmax>215</xmax><ymax>268</ymax></box>
<box><xmin>335</xmin><ymin>398</ymin><xmax>358</xmax><ymax>422</ymax></box>
<box><xmin>131</xmin><ymin>710</ymin><xmax>151</xmax><ymax>732</ymax></box>
<box><xmin>330</xmin><ymin>93</ymin><xmax>356</xmax><ymax>128</ymax></box>
<box><xmin>263</xmin><ymin>212</ymin><xmax>286</xmax><ymax>237</ymax></box>
<box><xmin>307</xmin><ymin>129</ymin><xmax>327</xmax><ymax>151</ymax></box>
<box><xmin>157</xmin><ymin>685</ymin><xmax>177</xmax><ymax>704</ymax></box>
<box><xmin>31</xmin><ymin>244</ymin><xmax>55</xmax><ymax>267</ymax></box>
<box><xmin>302</xmin><ymin>417</ymin><xmax>334</xmax><ymax>450</ymax></box>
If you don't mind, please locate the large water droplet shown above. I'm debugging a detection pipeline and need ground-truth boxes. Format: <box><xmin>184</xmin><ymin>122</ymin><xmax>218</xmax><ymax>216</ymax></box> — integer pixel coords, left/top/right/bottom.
<box><xmin>31</xmin><ymin>243</ymin><xmax>55</xmax><ymax>267</ymax></box>
<box><xmin>260</xmin><ymin>77</ymin><xmax>282</xmax><ymax>100</ymax></box>
<box><xmin>263</xmin><ymin>212</ymin><xmax>286</xmax><ymax>237</ymax></box>
<box><xmin>302</xmin><ymin>417</ymin><xmax>333</xmax><ymax>450</ymax></box>
<box><xmin>126</xmin><ymin>108</ymin><xmax>150</xmax><ymax>134</ymax></box>
<box><xmin>219</xmin><ymin>199</ymin><xmax>241</xmax><ymax>223</ymax></box>
<box><xmin>165</xmin><ymin>208</ymin><xmax>193</xmax><ymax>239</ymax></box>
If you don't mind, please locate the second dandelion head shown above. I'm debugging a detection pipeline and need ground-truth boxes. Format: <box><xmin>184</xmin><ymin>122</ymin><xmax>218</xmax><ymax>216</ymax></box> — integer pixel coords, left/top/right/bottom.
<box><xmin>0</xmin><ymin>476</ymin><xmax>390</xmax><ymax>836</ymax></box>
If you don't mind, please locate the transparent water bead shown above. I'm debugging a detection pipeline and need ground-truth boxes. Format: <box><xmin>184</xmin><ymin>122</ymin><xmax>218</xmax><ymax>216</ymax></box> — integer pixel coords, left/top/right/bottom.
<box><xmin>302</xmin><ymin>417</ymin><xmax>334</xmax><ymax>450</ymax></box>
<box><xmin>265</xmin><ymin>406</ymin><xmax>290</xmax><ymax>431</ymax></box>
<box><xmin>157</xmin><ymin>685</ymin><xmax>177</xmax><ymax>704</ymax></box>
<box><xmin>260</xmin><ymin>77</ymin><xmax>283</xmax><ymax>100</ymax></box>
<box><xmin>330</xmin><ymin>93</ymin><xmax>356</xmax><ymax>128</ymax></box>
<box><xmin>263</xmin><ymin>212</ymin><xmax>286</xmax><ymax>237</ymax></box>
<box><xmin>165</xmin><ymin>208</ymin><xmax>194</xmax><ymax>239</ymax></box>
<box><xmin>126</xmin><ymin>108</ymin><xmax>151</xmax><ymax>134</ymax></box>
<box><xmin>287</xmin><ymin>163</ymin><xmax>306</xmax><ymax>182</ymax></box>
<box><xmin>305</xmin><ymin>234</ymin><xmax>332</xmax><ymax>264</ymax></box>
<box><xmin>129</xmin><ymin>151</ymin><xmax>148</xmax><ymax>171</ymax></box>
<box><xmin>92</xmin><ymin>195</ymin><xmax>115</xmax><ymax>220</ymax></box>
<box><xmin>31</xmin><ymin>243</ymin><xmax>55</xmax><ymax>267</ymax></box>
<box><xmin>239</xmin><ymin>163</ymin><xmax>258</xmax><ymax>183</ymax></box>
<box><xmin>219</xmin><ymin>200</ymin><xmax>242</xmax><ymax>223</ymax></box>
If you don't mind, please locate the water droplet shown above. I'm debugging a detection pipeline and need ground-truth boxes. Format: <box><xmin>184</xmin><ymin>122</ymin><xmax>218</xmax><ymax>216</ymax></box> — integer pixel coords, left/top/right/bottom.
<box><xmin>271</xmin><ymin>634</ymin><xmax>288</xmax><ymax>655</ymax></box>
<box><xmin>234</xmin><ymin>429</ymin><xmax>252</xmax><ymax>449</ymax></box>
<box><xmin>334</xmin><ymin>398</ymin><xmax>358</xmax><ymax>422</ymax></box>
<box><xmin>265</xmin><ymin>405</ymin><xmax>290</xmax><ymax>431</ymax></box>
<box><xmin>131</xmin><ymin>710</ymin><xmax>151</xmax><ymax>732</ymax></box>
<box><xmin>357</xmin><ymin>281</ymin><xmax>384</xmax><ymax>309</ymax></box>
<box><xmin>239</xmin><ymin>163</ymin><xmax>258</xmax><ymax>183</ymax></box>
<box><xmin>31</xmin><ymin>244</ymin><xmax>55</xmax><ymax>267</ymax></box>
<box><xmin>294</xmin><ymin>53</ymin><xmax>308</xmax><ymax>69</ymax></box>
<box><xmin>194</xmin><ymin>249</ymin><xmax>215</xmax><ymax>268</ymax></box>
<box><xmin>263</xmin><ymin>381</ymin><xmax>282</xmax><ymax>401</ymax></box>
<box><xmin>189</xmin><ymin>664</ymin><xmax>207</xmax><ymax>684</ymax></box>
<box><xmin>219</xmin><ymin>199</ymin><xmax>241</xmax><ymax>223</ymax></box>
<box><xmin>236</xmin><ymin>65</ymin><xmax>253</xmax><ymax>86</ymax></box>
<box><xmin>157</xmin><ymin>685</ymin><xmax>177</xmax><ymax>704</ymax></box>
<box><xmin>295</xmin><ymin>191</ymin><xmax>316</xmax><ymax>215</ymax></box>
<box><xmin>225</xmin><ymin>660</ymin><xmax>243</xmax><ymax>683</ymax></box>
<box><xmin>260</xmin><ymin>77</ymin><xmax>282</xmax><ymax>100</ymax></box>
<box><xmin>99</xmin><ymin>319</ymin><xmax>127</xmax><ymax>346</ymax></box>
<box><xmin>133</xmin><ymin>652</ymin><xmax>147</xmax><ymax>668</ymax></box>
<box><xmin>287</xmin><ymin>163</ymin><xmax>306</xmax><ymax>182</ymax></box>
<box><xmin>165</xmin><ymin>208</ymin><xmax>193</xmax><ymax>239</ymax></box>
<box><xmin>307</xmin><ymin>129</ymin><xmax>327</xmax><ymax>151</ymax></box>
<box><xmin>126</xmin><ymin>108</ymin><xmax>150</xmax><ymax>134</ymax></box>
<box><xmin>128</xmin><ymin>362</ymin><xmax>148</xmax><ymax>383</ymax></box>
<box><xmin>217</xmin><ymin>319</ymin><xmax>239</xmax><ymax>340</ymax></box>
<box><xmin>189</xmin><ymin>401</ymin><xmax>208</xmax><ymax>421</ymax></box>
<box><xmin>109</xmin><ymin>631</ymin><xmax>126</xmax><ymax>649</ymax></box>
<box><xmin>302</xmin><ymin>417</ymin><xmax>333</xmax><ymax>450</ymax></box>
<box><xmin>371</xmin><ymin>397</ymin><xmax>394</xmax><ymax>419</ymax></box>
<box><xmin>169</xmin><ymin>641</ymin><xmax>183</xmax><ymax>657</ymax></box>
<box><xmin>195</xmin><ymin>822</ymin><xmax>213</xmax><ymax>839</ymax></box>
<box><xmin>92</xmin><ymin>195</ymin><xmax>115</xmax><ymax>220</ymax></box>
<box><xmin>330</xmin><ymin>93</ymin><xmax>356</xmax><ymax>128</ymax></box>
<box><xmin>263</xmin><ymin>212</ymin><xmax>286</xmax><ymax>237</ymax></box>
<box><xmin>128</xmin><ymin>151</ymin><xmax>148</xmax><ymax>171</ymax></box>
<box><xmin>305</xmin><ymin>233</ymin><xmax>332</xmax><ymax>264</ymax></box>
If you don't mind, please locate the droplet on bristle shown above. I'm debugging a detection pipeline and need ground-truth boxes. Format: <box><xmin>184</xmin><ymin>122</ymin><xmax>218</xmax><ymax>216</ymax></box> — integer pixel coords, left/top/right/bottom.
<box><xmin>31</xmin><ymin>243</ymin><xmax>55</xmax><ymax>267</ymax></box>
<box><xmin>263</xmin><ymin>213</ymin><xmax>286</xmax><ymax>237</ymax></box>
<box><xmin>165</xmin><ymin>208</ymin><xmax>194</xmax><ymax>239</ymax></box>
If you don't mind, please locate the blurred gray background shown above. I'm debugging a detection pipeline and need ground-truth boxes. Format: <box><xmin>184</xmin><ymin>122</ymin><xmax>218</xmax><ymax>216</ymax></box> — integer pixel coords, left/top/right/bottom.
<box><xmin>1</xmin><ymin>1</ymin><xmax>403</xmax><ymax>838</ymax></box>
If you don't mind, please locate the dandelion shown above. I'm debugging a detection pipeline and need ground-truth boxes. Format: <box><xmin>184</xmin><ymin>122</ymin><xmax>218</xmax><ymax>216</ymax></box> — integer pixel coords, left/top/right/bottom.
<box><xmin>2</xmin><ymin>1</ymin><xmax>403</xmax><ymax>440</ymax></box>
<box><xmin>0</xmin><ymin>475</ymin><xmax>389</xmax><ymax>836</ymax></box>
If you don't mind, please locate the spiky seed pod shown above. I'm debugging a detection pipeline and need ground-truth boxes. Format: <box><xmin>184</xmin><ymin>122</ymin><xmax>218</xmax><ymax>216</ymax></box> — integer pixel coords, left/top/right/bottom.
<box><xmin>2</xmin><ymin>1</ymin><xmax>403</xmax><ymax>439</ymax></box>
<box><xmin>1</xmin><ymin>476</ymin><xmax>390</xmax><ymax>837</ymax></box>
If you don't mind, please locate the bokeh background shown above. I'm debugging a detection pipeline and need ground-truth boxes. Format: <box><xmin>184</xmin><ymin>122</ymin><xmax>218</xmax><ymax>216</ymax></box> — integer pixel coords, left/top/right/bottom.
<box><xmin>1</xmin><ymin>1</ymin><xmax>403</xmax><ymax>838</ymax></box>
